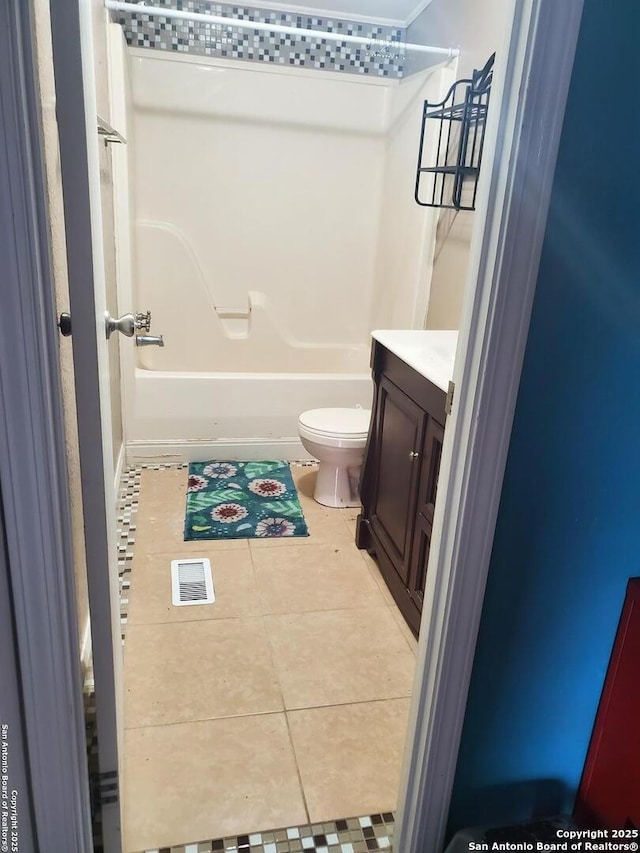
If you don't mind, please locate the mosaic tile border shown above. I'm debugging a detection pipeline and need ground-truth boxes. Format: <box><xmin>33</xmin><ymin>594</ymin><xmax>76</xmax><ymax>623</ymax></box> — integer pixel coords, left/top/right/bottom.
<box><xmin>116</xmin><ymin>462</ymin><xmax>189</xmax><ymax>641</ymax></box>
<box><xmin>116</xmin><ymin>465</ymin><xmax>142</xmax><ymax>642</ymax></box>
<box><xmin>134</xmin><ymin>812</ymin><xmax>395</xmax><ymax>853</ymax></box>
<box><xmin>83</xmin><ymin>687</ymin><xmax>103</xmax><ymax>852</ymax></box>
<box><xmin>114</xmin><ymin>0</ymin><xmax>405</xmax><ymax>78</ymax></box>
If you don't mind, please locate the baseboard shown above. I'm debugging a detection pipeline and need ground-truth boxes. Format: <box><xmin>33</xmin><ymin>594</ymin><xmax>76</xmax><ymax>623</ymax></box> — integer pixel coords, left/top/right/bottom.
<box><xmin>126</xmin><ymin>437</ymin><xmax>313</xmax><ymax>464</ymax></box>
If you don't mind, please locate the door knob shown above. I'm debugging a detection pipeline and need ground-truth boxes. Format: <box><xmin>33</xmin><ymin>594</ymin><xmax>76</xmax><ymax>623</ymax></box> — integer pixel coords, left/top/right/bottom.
<box><xmin>105</xmin><ymin>312</ymin><xmax>135</xmax><ymax>339</ymax></box>
<box><xmin>409</xmin><ymin>451</ymin><xmax>419</xmax><ymax>459</ymax></box>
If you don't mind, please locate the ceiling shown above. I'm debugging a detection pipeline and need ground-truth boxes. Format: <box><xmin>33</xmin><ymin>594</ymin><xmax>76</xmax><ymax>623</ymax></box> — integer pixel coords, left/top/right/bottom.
<box><xmin>243</xmin><ymin>0</ymin><xmax>432</xmax><ymax>27</ymax></box>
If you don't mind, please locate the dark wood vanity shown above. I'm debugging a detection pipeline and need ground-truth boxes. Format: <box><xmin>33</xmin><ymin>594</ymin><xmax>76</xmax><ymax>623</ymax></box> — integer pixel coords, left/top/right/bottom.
<box><xmin>356</xmin><ymin>337</ymin><xmax>449</xmax><ymax>636</ymax></box>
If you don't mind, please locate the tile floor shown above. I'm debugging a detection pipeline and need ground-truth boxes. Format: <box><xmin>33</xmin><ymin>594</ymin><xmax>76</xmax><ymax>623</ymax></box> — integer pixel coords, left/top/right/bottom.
<box><xmin>123</xmin><ymin>465</ymin><xmax>417</xmax><ymax>853</ymax></box>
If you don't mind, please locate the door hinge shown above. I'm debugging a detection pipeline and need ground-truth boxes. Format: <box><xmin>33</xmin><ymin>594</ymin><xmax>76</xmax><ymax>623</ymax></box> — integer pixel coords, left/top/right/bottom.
<box><xmin>445</xmin><ymin>380</ymin><xmax>455</xmax><ymax>417</ymax></box>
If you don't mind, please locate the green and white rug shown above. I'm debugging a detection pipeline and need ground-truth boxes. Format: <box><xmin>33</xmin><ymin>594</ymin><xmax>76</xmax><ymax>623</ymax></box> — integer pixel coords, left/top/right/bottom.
<box><xmin>184</xmin><ymin>460</ymin><xmax>309</xmax><ymax>541</ymax></box>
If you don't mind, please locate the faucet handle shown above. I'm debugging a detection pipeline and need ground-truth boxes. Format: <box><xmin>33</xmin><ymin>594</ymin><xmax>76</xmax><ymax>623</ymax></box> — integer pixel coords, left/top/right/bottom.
<box><xmin>135</xmin><ymin>311</ymin><xmax>152</xmax><ymax>333</ymax></box>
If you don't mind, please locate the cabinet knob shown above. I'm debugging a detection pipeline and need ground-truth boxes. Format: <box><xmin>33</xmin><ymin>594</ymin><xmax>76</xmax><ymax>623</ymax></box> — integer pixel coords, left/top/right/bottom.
<box><xmin>409</xmin><ymin>451</ymin><xmax>419</xmax><ymax>459</ymax></box>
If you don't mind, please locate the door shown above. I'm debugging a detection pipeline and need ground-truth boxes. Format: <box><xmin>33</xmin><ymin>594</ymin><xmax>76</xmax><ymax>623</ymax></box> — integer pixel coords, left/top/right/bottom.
<box><xmin>49</xmin><ymin>2</ymin><xmax>125</xmax><ymax>848</ymax></box>
<box><xmin>369</xmin><ymin>376</ymin><xmax>426</xmax><ymax>585</ymax></box>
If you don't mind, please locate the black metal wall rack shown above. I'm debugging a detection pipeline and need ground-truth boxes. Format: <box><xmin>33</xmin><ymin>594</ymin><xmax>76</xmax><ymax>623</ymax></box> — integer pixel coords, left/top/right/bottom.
<box><xmin>414</xmin><ymin>53</ymin><xmax>495</xmax><ymax>211</ymax></box>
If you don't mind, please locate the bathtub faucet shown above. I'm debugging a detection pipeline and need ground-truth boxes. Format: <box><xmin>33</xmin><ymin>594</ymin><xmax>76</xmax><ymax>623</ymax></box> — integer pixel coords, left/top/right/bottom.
<box><xmin>135</xmin><ymin>334</ymin><xmax>164</xmax><ymax>347</ymax></box>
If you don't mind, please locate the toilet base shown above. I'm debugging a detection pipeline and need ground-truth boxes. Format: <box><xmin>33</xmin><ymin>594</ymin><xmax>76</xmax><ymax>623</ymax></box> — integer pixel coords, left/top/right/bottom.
<box><xmin>314</xmin><ymin>461</ymin><xmax>362</xmax><ymax>508</ymax></box>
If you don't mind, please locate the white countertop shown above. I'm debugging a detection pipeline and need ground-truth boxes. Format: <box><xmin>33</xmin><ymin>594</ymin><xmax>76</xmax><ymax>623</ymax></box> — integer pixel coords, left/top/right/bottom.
<box><xmin>371</xmin><ymin>330</ymin><xmax>458</xmax><ymax>392</ymax></box>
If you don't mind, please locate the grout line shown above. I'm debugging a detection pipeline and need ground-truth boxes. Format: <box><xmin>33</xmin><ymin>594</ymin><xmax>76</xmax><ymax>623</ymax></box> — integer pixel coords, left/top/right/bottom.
<box><xmin>283</xmin><ymin>710</ymin><xmax>311</xmax><ymax>826</ymax></box>
<box><xmin>126</xmin><ymin>600</ymin><xmax>417</xmax><ymax>627</ymax></box>
<box><xmin>126</xmin><ymin>613</ymin><xmax>262</xmax><ymax>628</ymax></box>
<box><xmin>262</xmin><ymin>603</ymin><xmax>397</xmax><ymax>619</ymax></box>
<box><xmin>285</xmin><ymin>695</ymin><xmax>413</xmax><ymax>714</ymax></box>
<box><xmin>123</xmin><ymin>695</ymin><xmax>413</xmax><ymax>732</ymax></box>
<box><xmin>123</xmin><ymin>707</ymin><xmax>289</xmax><ymax>731</ymax></box>
<box><xmin>258</xmin><ymin>611</ymin><xmax>288</xmax><ymax>715</ymax></box>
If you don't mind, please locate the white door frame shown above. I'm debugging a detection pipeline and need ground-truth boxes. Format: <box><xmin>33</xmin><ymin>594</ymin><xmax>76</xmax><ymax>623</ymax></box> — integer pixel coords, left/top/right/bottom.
<box><xmin>0</xmin><ymin>0</ymin><xmax>584</xmax><ymax>850</ymax></box>
<box><xmin>397</xmin><ymin>1</ymin><xmax>584</xmax><ymax>849</ymax></box>
<box><xmin>0</xmin><ymin>0</ymin><xmax>94</xmax><ymax>849</ymax></box>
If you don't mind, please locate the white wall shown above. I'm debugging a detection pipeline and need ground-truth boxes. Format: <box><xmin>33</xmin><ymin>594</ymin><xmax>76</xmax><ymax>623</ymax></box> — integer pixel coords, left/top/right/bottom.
<box><xmin>129</xmin><ymin>52</ymin><xmax>392</xmax><ymax>371</ymax></box>
<box><xmin>425</xmin><ymin>208</ymin><xmax>474</xmax><ymax>328</ymax></box>
<box><xmin>408</xmin><ymin>0</ymin><xmax>512</xmax><ymax>330</ymax></box>
<box><xmin>407</xmin><ymin>0</ymin><xmax>508</xmax><ymax>80</ymax></box>
<box><xmin>371</xmin><ymin>64</ymin><xmax>448</xmax><ymax>330</ymax></box>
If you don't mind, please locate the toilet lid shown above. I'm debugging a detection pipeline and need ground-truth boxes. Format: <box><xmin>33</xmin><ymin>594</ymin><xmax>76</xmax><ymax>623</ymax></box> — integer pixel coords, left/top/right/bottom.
<box><xmin>299</xmin><ymin>408</ymin><xmax>371</xmax><ymax>438</ymax></box>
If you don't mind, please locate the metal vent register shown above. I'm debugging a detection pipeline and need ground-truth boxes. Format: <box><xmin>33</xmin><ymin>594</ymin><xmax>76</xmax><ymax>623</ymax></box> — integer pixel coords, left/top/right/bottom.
<box><xmin>171</xmin><ymin>558</ymin><xmax>215</xmax><ymax>606</ymax></box>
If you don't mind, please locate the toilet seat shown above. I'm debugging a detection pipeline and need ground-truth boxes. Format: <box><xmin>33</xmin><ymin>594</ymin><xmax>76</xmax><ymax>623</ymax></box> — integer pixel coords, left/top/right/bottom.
<box><xmin>298</xmin><ymin>408</ymin><xmax>371</xmax><ymax>449</ymax></box>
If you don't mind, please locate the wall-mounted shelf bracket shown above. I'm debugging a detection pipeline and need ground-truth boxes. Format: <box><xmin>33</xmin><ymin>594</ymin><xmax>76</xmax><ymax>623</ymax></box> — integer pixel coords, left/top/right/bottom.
<box><xmin>414</xmin><ymin>53</ymin><xmax>494</xmax><ymax>211</ymax></box>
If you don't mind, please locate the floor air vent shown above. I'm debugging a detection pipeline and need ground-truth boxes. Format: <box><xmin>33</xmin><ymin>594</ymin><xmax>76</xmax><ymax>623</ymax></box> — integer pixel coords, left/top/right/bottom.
<box><xmin>171</xmin><ymin>558</ymin><xmax>215</xmax><ymax>606</ymax></box>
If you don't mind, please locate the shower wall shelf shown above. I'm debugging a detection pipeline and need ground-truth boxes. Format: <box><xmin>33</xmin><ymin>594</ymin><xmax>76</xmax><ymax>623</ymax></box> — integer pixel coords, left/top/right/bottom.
<box><xmin>414</xmin><ymin>52</ymin><xmax>495</xmax><ymax>211</ymax></box>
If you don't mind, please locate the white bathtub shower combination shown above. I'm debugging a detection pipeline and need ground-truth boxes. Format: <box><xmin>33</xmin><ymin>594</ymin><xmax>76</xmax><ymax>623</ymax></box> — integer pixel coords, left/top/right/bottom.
<box><xmin>108</xmin><ymin>28</ymin><xmax>448</xmax><ymax>461</ymax></box>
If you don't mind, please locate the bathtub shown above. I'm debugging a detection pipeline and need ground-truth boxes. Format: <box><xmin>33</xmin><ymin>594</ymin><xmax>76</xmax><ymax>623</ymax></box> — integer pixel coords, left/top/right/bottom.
<box><xmin>126</xmin><ymin>364</ymin><xmax>373</xmax><ymax>462</ymax></box>
<box><xmin>114</xmin><ymin>45</ymin><xmax>381</xmax><ymax>462</ymax></box>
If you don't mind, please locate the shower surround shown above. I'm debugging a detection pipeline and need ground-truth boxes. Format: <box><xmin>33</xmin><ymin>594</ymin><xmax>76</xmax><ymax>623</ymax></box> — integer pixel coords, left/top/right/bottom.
<box><xmin>107</xmin><ymin>17</ymin><xmax>449</xmax><ymax>461</ymax></box>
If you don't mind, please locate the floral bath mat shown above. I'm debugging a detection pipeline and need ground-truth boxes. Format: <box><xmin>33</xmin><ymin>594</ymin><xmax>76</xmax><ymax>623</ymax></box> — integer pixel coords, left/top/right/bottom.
<box><xmin>184</xmin><ymin>461</ymin><xmax>309</xmax><ymax>541</ymax></box>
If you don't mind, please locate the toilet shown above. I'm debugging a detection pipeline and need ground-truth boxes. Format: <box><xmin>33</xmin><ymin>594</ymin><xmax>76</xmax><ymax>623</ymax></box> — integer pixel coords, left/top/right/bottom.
<box><xmin>297</xmin><ymin>407</ymin><xmax>371</xmax><ymax>508</ymax></box>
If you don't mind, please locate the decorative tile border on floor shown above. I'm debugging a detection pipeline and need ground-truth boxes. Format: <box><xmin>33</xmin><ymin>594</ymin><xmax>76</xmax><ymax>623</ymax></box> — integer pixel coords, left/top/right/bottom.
<box><xmin>83</xmin><ymin>685</ymin><xmax>104</xmax><ymax>852</ymax></box>
<box><xmin>134</xmin><ymin>812</ymin><xmax>395</xmax><ymax>853</ymax></box>
<box><xmin>117</xmin><ymin>465</ymin><xmax>142</xmax><ymax>642</ymax></box>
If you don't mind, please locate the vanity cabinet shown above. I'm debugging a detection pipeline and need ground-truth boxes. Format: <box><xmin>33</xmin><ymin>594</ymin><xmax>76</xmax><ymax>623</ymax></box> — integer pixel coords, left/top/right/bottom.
<box><xmin>356</xmin><ymin>340</ymin><xmax>447</xmax><ymax>636</ymax></box>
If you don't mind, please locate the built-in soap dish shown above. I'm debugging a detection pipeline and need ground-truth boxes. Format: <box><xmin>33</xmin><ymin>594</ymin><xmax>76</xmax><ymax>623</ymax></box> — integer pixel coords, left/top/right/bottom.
<box><xmin>214</xmin><ymin>302</ymin><xmax>251</xmax><ymax>339</ymax></box>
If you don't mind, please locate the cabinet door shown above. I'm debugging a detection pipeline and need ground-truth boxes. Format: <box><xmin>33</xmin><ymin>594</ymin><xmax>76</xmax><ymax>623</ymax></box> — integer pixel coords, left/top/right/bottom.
<box><xmin>369</xmin><ymin>376</ymin><xmax>426</xmax><ymax>586</ymax></box>
<box><xmin>408</xmin><ymin>418</ymin><xmax>445</xmax><ymax>610</ymax></box>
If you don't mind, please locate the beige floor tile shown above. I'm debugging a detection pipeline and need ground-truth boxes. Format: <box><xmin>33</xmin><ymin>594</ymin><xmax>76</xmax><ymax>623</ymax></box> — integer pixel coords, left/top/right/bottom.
<box><xmin>252</xmin><ymin>544</ymin><xmax>385</xmax><ymax>615</ymax></box>
<box><xmin>360</xmin><ymin>550</ymin><xmax>396</xmax><ymax>607</ymax></box>
<box><xmin>289</xmin><ymin>465</ymin><xmax>322</xmax><ymax>508</ymax></box>
<box><xmin>265</xmin><ymin>607</ymin><xmax>415</xmax><ymax>709</ymax></box>
<box><xmin>124</xmin><ymin>714</ymin><xmax>307</xmax><ymax>852</ymax></box>
<box><xmin>390</xmin><ymin>602</ymin><xmax>419</xmax><ymax>654</ymax></box>
<box><xmin>124</xmin><ymin>618</ymin><xmax>283</xmax><ymax>727</ymax></box>
<box><xmin>354</xmin><ymin>551</ymin><xmax>418</xmax><ymax>652</ymax></box>
<box><xmin>127</xmin><ymin>549</ymin><xmax>261</xmax><ymax>625</ymax></box>
<box><xmin>292</xmin><ymin>466</ymin><xmax>361</xmax><ymax>519</ymax></box>
<box><xmin>287</xmin><ymin>699</ymin><xmax>411</xmax><ymax>823</ymax></box>
<box><xmin>343</xmin><ymin>510</ymin><xmax>359</xmax><ymax>536</ymax></box>
<box><xmin>291</xmin><ymin>467</ymin><xmax>357</xmax><ymax>518</ymax></box>
<box><xmin>135</xmin><ymin>469</ymin><xmax>249</xmax><ymax>554</ymax></box>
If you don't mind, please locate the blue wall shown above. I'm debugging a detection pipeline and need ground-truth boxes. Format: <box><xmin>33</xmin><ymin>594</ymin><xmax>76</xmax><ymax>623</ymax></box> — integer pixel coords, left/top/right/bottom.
<box><xmin>447</xmin><ymin>0</ymin><xmax>640</xmax><ymax>835</ymax></box>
